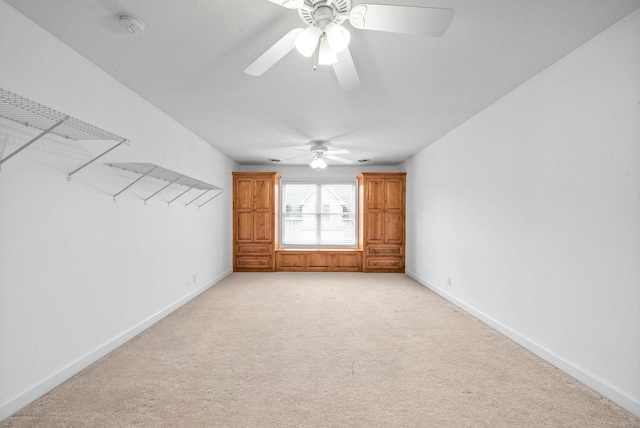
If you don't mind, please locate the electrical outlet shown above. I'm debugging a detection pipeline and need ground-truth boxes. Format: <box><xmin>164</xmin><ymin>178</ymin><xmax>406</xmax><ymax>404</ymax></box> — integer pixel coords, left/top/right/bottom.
<box><xmin>193</xmin><ymin>274</ymin><xmax>197</xmax><ymax>283</ymax></box>
<box><xmin>447</xmin><ymin>277</ymin><xmax>452</xmax><ymax>286</ymax></box>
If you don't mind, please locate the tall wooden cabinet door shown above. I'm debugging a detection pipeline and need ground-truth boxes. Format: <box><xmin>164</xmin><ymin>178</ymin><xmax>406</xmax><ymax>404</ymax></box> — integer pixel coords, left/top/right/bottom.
<box><xmin>365</xmin><ymin>178</ymin><xmax>386</xmax><ymax>243</ymax></box>
<box><xmin>383</xmin><ymin>178</ymin><xmax>405</xmax><ymax>244</ymax></box>
<box><xmin>253</xmin><ymin>178</ymin><xmax>272</xmax><ymax>211</ymax></box>
<box><xmin>234</xmin><ymin>178</ymin><xmax>255</xmax><ymax>210</ymax></box>
<box><xmin>253</xmin><ymin>178</ymin><xmax>273</xmax><ymax>242</ymax></box>
<box><xmin>234</xmin><ymin>177</ymin><xmax>255</xmax><ymax>243</ymax></box>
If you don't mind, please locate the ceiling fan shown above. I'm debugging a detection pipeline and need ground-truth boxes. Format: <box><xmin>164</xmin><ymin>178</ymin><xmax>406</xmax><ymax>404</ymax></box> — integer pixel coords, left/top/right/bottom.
<box><xmin>281</xmin><ymin>140</ymin><xmax>354</xmax><ymax>169</ymax></box>
<box><xmin>244</xmin><ymin>0</ymin><xmax>454</xmax><ymax>90</ymax></box>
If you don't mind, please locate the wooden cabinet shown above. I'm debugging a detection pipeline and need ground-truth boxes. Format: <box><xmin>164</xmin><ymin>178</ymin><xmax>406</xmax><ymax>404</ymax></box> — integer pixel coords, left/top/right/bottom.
<box><xmin>233</xmin><ymin>171</ymin><xmax>406</xmax><ymax>273</ymax></box>
<box><xmin>275</xmin><ymin>250</ymin><xmax>362</xmax><ymax>272</ymax></box>
<box><xmin>233</xmin><ymin>172</ymin><xmax>280</xmax><ymax>271</ymax></box>
<box><xmin>358</xmin><ymin>172</ymin><xmax>406</xmax><ymax>272</ymax></box>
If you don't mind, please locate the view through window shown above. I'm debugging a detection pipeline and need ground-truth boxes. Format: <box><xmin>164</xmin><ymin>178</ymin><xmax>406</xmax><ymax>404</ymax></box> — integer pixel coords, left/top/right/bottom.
<box><xmin>281</xmin><ymin>182</ymin><xmax>357</xmax><ymax>247</ymax></box>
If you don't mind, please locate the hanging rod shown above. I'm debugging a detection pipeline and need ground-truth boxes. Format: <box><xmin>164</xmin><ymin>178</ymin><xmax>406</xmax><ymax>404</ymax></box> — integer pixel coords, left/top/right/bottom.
<box><xmin>0</xmin><ymin>88</ymin><xmax>128</xmax><ymax>176</ymax></box>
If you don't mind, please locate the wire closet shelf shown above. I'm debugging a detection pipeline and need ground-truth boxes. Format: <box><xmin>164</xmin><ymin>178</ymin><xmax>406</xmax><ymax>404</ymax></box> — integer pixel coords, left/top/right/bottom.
<box><xmin>0</xmin><ymin>87</ymin><xmax>128</xmax><ymax>178</ymax></box>
<box><xmin>106</xmin><ymin>162</ymin><xmax>224</xmax><ymax>208</ymax></box>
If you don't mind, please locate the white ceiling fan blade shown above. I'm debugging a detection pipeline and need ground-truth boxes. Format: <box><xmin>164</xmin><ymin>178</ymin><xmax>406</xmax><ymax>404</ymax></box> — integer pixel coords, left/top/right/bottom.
<box><xmin>267</xmin><ymin>0</ymin><xmax>302</xmax><ymax>9</ymax></box>
<box><xmin>325</xmin><ymin>154</ymin><xmax>354</xmax><ymax>164</ymax></box>
<box><xmin>349</xmin><ymin>4</ymin><xmax>454</xmax><ymax>37</ymax></box>
<box><xmin>332</xmin><ymin>47</ymin><xmax>360</xmax><ymax>91</ymax></box>
<box><xmin>325</xmin><ymin>149</ymin><xmax>350</xmax><ymax>155</ymax></box>
<box><xmin>244</xmin><ymin>28</ymin><xmax>303</xmax><ymax>76</ymax></box>
<box><xmin>281</xmin><ymin>153</ymin><xmax>314</xmax><ymax>161</ymax></box>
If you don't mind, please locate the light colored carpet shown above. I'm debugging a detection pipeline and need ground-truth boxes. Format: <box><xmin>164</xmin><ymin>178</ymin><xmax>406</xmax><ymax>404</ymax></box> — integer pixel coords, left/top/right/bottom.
<box><xmin>3</xmin><ymin>273</ymin><xmax>639</xmax><ymax>427</ymax></box>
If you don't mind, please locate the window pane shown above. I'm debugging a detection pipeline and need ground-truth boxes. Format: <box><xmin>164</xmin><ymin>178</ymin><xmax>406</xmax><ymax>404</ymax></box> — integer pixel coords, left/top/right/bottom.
<box><xmin>283</xmin><ymin>184</ymin><xmax>316</xmax><ymax>212</ymax></box>
<box><xmin>283</xmin><ymin>214</ymin><xmax>317</xmax><ymax>244</ymax></box>
<box><xmin>282</xmin><ymin>182</ymin><xmax>356</xmax><ymax>246</ymax></box>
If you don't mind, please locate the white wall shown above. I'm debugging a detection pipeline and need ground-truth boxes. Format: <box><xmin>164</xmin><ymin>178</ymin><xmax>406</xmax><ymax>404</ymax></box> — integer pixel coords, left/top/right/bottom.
<box><xmin>403</xmin><ymin>9</ymin><xmax>640</xmax><ymax>416</ymax></box>
<box><xmin>237</xmin><ymin>164</ymin><xmax>401</xmax><ymax>181</ymax></box>
<box><xmin>0</xmin><ymin>2</ymin><xmax>236</xmax><ymax>420</ymax></box>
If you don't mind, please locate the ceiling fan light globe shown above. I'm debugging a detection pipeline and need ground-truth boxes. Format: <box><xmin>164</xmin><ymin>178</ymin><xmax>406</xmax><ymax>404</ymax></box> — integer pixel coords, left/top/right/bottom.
<box><xmin>318</xmin><ymin>39</ymin><xmax>338</xmax><ymax>65</ymax></box>
<box><xmin>326</xmin><ymin>23</ymin><xmax>350</xmax><ymax>53</ymax></box>
<box><xmin>310</xmin><ymin>155</ymin><xmax>327</xmax><ymax>169</ymax></box>
<box><xmin>312</xmin><ymin>157</ymin><xmax>327</xmax><ymax>169</ymax></box>
<box><xmin>295</xmin><ymin>25</ymin><xmax>321</xmax><ymax>57</ymax></box>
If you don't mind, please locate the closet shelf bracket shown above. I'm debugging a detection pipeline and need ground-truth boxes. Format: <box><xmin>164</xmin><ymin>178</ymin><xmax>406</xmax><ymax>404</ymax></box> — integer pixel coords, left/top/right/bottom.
<box><xmin>169</xmin><ymin>181</ymin><xmax>200</xmax><ymax>205</ymax></box>
<box><xmin>67</xmin><ymin>138</ymin><xmax>128</xmax><ymax>181</ymax></box>
<box><xmin>143</xmin><ymin>174</ymin><xmax>183</xmax><ymax>204</ymax></box>
<box><xmin>198</xmin><ymin>191</ymin><xmax>223</xmax><ymax>208</ymax></box>
<box><xmin>186</xmin><ymin>189</ymin><xmax>210</xmax><ymax>207</ymax></box>
<box><xmin>0</xmin><ymin>115</ymin><xmax>69</xmax><ymax>169</ymax></box>
<box><xmin>112</xmin><ymin>165</ymin><xmax>158</xmax><ymax>200</ymax></box>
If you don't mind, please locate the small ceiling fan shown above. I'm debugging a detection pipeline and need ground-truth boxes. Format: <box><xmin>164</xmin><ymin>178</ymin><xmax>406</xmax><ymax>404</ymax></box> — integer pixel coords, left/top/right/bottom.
<box><xmin>281</xmin><ymin>140</ymin><xmax>354</xmax><ymax>169</ymax></box>
<box><xmin>245</xmin><ymin>0</ymin><xmax>454</xmax><ymax>90</ymax></box>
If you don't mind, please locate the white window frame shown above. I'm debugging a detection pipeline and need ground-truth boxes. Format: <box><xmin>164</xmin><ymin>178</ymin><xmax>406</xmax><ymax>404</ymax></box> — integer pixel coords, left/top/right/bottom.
<box><xmin>280</xmin><ymin>179</ymin><xmax>358</xmax><ymax>248</ymax></box>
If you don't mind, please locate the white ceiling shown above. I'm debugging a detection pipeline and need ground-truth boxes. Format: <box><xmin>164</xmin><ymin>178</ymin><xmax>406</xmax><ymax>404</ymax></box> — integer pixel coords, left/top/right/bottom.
<box><xmin>4</xmin><ymin>0</ymin><xmax>640</xmax><ymax>166</ymax></box>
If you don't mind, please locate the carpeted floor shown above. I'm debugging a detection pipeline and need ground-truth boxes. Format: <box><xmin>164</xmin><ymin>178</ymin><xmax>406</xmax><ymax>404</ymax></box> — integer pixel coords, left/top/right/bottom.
<box><xmin>2</xmin><ymin>272</ymin><xmax>639</xmax><ymax>427</ymax></box>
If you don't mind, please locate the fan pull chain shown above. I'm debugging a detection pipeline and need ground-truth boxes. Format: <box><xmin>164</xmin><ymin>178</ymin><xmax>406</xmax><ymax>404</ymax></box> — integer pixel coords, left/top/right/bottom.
<box><xmin>313</xmin><ymin>34</ymin><xmax>321</xmax><ymax>71</ymax></box>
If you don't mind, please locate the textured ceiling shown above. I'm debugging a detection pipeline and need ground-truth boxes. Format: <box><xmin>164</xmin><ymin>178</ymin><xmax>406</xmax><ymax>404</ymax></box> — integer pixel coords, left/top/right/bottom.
<box><xmin>4</xmin><ymin>0</ymin><xmax>640</xmax><ymax>166</ymax></box>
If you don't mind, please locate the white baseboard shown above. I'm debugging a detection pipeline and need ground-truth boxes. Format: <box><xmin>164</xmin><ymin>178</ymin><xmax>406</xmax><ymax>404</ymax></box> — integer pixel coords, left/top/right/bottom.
<box><xmin>0</xmin><ymin>269</ymin><xmax>232</xmax><ymax>421</ymax></box>
<box><xmin>405</xmin><ymin>270</ymin><xmax>640</xmax><ymax>418</ymax></box>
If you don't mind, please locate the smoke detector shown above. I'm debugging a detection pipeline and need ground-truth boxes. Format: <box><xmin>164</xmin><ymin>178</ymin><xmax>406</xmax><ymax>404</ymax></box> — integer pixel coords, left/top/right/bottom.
<box><xmin>119</xmin><ymin>14</ymin><xmax>145</xmax><ymax>35</ymax></box>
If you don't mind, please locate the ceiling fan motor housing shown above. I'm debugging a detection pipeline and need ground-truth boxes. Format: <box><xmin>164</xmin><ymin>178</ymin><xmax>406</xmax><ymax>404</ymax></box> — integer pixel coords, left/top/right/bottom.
<box><xmin>299</xmin><ymin>0</ymin><xmax>350</xmax><ymax>27</ymax></box>
<box><xmin>310</xmin><ymin>143</ymin><xmax>329</xmax><ymax>154</ymax></box>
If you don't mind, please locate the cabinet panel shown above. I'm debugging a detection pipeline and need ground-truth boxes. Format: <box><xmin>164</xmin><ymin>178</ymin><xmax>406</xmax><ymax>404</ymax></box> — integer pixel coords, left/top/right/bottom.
<box><xmin>366</xmin><ymin>179</ymin><xmax>386</xmax><ymax>211</ymax></box>
<box><xmin>385</xmin><ymin>179</ymin><xmax>404</xmax><ymax>212</ymax></box>
<box><xmin>235</xmin><ymin>211</ymin><xmax>254</xmax><ymax>242</ymax></box>
<box><xmin>308</xmin><ymin>253</ymin><xmax>332</xmax><ymax>268</ymax></box>
<box><xmin>253</xmin><ymin>210</ymin><xmax>272</xmax><ymax>242</ymax></box>
<box><xmin>334</xmin><ymin>252</ymin><xmax>362</xmax><ymax>271</ymax></box>
<box><xmin>384</xmin><ymin>212</ymin><xmax>404</xmax><ymax>244</ymax></box>
<box><xmin>366</xmin><ymin>212</ymin><xmax>385</xmax><ymax>243</ymax></box>
<box><xmin>277</xmin><ymin>253</ymin><xmax>305</xmax><ymax>269</ymax></box>
<box><xmin>253</xmin><ymin>178</ymin><xmax>272</xmax><ymax>211</ymax></box>
<box><xmin>234</xmin><ymin>178</ymin><xmax>254</xmax><ymax>211</ymax></box>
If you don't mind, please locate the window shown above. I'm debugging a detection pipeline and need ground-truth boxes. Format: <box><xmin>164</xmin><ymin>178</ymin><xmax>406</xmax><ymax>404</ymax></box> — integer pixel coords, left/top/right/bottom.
<box><xmin>281</xmin><ymin>182</ymin><xmax>357</xmax><ymax>247</ymax></box>
<box><xmin>286</xmin><ymin>204</ymin><xmax>303</xmax><ymax>217</ymax></box>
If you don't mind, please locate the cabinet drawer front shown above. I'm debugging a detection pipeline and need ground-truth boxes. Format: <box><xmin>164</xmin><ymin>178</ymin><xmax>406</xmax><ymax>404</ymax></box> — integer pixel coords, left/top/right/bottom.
<box><xmin>236</xmin><ymin>244</ymin><xmax>272</xmax><ymax>255</ymax></box>
<box><xmin>366</xmin><ymin>245</ymin><xmax>402</xmax><ymax>256</ymax></box>
<box><xmin>365</xmin><ymin>257</ymin><xmax>404</xmax><ymax>271</ymax></box>
<box><xmin>235</xmin><ymin>256</ymin><xmax>273</xmax><ymax>270</ymax></box>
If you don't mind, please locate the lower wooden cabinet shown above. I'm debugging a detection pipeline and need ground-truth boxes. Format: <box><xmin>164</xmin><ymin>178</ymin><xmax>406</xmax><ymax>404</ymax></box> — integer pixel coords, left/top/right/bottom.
<box><xmin>234</xmin><ymin>244</ymin><xmax>274</xmax><ymax>272</ymax></box>
<box><xmin>363</xmin><ymin>244</ymin><xmax>404</xmax><ymax>272</ymax></box>
<box><xmin>275</xmin><ymin>250</ymin><xmax>362</xmax><ymax>272</ymax></box>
